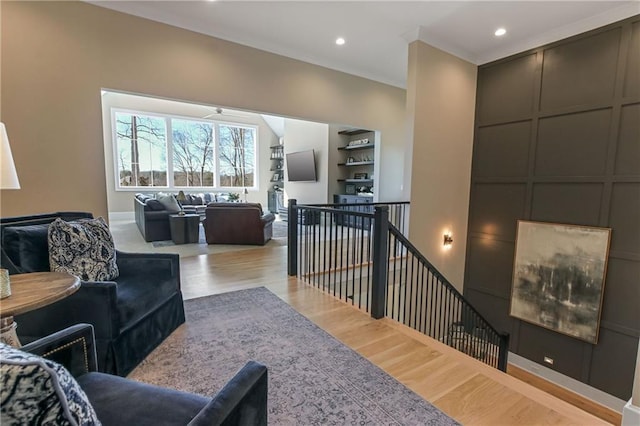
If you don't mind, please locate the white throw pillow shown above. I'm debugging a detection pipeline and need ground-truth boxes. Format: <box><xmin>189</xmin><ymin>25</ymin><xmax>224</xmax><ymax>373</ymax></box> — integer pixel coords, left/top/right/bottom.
<box><xmin>156</xmin><ymin>193</ymin><xmax>181</xmax><ymax>212</ymax></box>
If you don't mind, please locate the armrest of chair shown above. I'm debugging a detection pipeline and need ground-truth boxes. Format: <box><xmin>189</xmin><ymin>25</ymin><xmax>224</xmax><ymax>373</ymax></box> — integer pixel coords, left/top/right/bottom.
<box><xmin>187</xmin><ymin>361</ymin><xmax>268</xmax><ymax>426</ymax></box>
<box><xmin>260</xmin><ymin>212</ymin><xmax>275</xmax><ymax>226</ymax></box>
<box><xmin>116</xmin><ymin>251</ymin><xmax>181</xmax><ymax>288</ymax></box>
<box><xmin>21</xmin><ymin>323</ymin><xmax>98</xmax><ymax>378</ymax></box>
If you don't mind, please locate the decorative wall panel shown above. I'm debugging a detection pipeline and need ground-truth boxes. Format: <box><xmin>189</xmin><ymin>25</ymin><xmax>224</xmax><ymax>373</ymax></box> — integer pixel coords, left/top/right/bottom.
<box><xmin>623</xmin><ymin>22</ymin><xmax>640</xmax><ymax>98</ymax></box>
<box><xmin>600</xmin><ymin>258</ymin><xmax>640</xmax><ymax>330</ymax></box>
<box><xmin>474</xmin><ymin>122</ymin><xmax>531</xmax><ymax>177</ymax></box>
<box><xmin>614</xmin><ymin>103</ymin><xmax>640</xmax><ymax>175</ymax></box>
<box><xmin>468</xmin><ymin>184</ymin><xmax>526</xmax><ymax>240</ymax></box>
<box><xmin>534</xmin><ymin>109</ymin><xmax>611</xmax><ymax>176</ymax></box>
<box><xmin>465</xmin><ymin>237</ymin><xmax>515</xmax><ymax>297</ymax></box>
<box><xmin>540</xmin><ymin>29</ymin><xmax>620</xmax><ymax>110</ymax></box>
<box><xmin>517</xmin><ymin>322</ymin><xmax>586</xmax><ymax>380</ymax></box>
<box><xmin>531</xmin><ymin>183</ymin><xmax>603</xmax><ymax>225</ymax></box>
<box><xmin>465</xmin><ymin>15</ymin><xmax>640</xmax><ymax>400</ymax></box>
<box><xmin>609</xmin><ymin>183</ymin><xmax>640</xmax><ymax>254</ymax></box>
<box><xmin>589</xmin><ymin>328</ymin><xmax>638</xmax><ymax>397</ymax></box>
<box><xmin>477</xmin><ymin>54</ymin><xmax>537</xmax><ymax>124</ymax></box>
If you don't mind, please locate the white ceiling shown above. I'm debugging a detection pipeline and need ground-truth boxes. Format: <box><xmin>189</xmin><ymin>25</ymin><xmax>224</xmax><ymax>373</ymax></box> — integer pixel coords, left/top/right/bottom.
<box><xmin>90</xmin><ymin>1</ymin><xmax>639</xmax><ymax>88</ymax></box>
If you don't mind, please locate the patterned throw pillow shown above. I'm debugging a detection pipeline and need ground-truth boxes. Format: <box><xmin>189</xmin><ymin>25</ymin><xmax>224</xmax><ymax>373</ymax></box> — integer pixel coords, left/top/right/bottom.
<box><xmin>0</xmin><ymin>343</ymin><xmax>100</xmax><ymax>425</ymax></box>
<box><xmin>48</xmin><ymin>217</ymin><xmax>119</xmax><ymax>281</ymax></box>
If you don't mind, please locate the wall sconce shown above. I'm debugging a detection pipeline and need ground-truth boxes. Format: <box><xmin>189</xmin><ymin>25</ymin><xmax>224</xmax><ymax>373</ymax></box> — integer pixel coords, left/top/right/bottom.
<box><xmin>443</xmin><ymin>233</ymin><xmax>453</xmax><ymax>248</ymax></box>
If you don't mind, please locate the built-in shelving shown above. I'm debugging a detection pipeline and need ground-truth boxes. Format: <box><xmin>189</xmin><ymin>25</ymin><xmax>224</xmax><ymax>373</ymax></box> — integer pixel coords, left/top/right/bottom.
<box><xmin>338</xmin><ymin>129</ymin><xmax>371</xmax><ymax>136</ymax></box>
<box><xmin>268</xmin><ymin>143</ymin><xmax>285</xmax><ymax>214</ymax></box>
<box><xmin>338</xmin><ymin>178</ymin><xmax>374</xmax><ymax>184</ymax></box>
<box><xmin>336</xmin><ymin>128</ymin><xmax>376</xmax><ymax>198</ymax></box>
<box><xmin>337</xmin><ymin>144</ymin><xmax>376</xmax><ymax>151</ymax></box>
<box><xmin>337</xmin><ymin>161</ymin><xmax>374</xmax><ymax>167</ymax></box>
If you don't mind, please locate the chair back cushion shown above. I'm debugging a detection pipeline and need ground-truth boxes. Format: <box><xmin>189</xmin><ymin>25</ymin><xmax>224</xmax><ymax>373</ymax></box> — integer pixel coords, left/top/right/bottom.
<box><xmin>1</xmin><ymin>212</ymin><xmax>94</xmax><ymax>274</ymax></box>
<box><xmin>48</xmin><ymin>217</ymin><xmax>119</xmax><ymax>281</ymax></box>
<box><xmin>0</xmin><ymin>343</ymin><xmax>100</xmax><ymax>425</ymax></box>
<box><xmin>3</xmin><ymin>224</ymin><xmax>51</xmax><ymax>273</ymax></box>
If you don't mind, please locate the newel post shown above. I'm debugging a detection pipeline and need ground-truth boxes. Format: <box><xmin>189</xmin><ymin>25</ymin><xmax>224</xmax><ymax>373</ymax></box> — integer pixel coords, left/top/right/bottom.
<box><xmin>498</xmin><ymin>332</ymin><xmax>510</xmax><ymax>372</ymax></box>
<box><xmin>371</xmin><ymin>206</ymin><xmax>389</xmax><ymax>319</ymax></box>
<box><xmin>287</xmin><ymin>199</ymin><xmax>298</xmax><ymax>276</ymax></box>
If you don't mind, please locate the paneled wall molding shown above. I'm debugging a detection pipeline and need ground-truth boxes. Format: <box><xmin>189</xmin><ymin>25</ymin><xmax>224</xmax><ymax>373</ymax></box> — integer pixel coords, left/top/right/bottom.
<box><xmin>465</xmin><ymin>14</ymin><xmax>640</xmax><ymax>401</ymax></box>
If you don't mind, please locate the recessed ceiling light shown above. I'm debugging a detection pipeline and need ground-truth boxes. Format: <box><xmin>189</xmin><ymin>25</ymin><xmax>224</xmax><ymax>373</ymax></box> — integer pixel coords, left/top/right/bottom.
<box><xmin>335</xmin><ymin>37</ymin><xmax>345</xmax><ymax>46</ymax></box>
<box><xmin>495</xmin><ymin>28</ymin><xmax>507</xmax><ymax>37</ymax></box>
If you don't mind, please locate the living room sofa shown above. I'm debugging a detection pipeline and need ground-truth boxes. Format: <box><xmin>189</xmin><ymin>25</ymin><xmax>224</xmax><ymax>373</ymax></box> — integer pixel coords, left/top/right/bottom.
<box><xmin>0</xmin><ymin>212</ymin><xmax>186</xmax><ymax>376</ymax></box>
<box><xmin>13</xmin><ymin>324</ymin><xmax>268</xmax><ymax>425</ymax></box>
<box><xmin>134</xmin><ymin>193</ymin><xmax>226</xmax><ymax>242</ymax></box>
<box><xmin>134</xmin><ymin>193</ymin><xmax>175</xmax><ymax>242</ymax></box>
<box><xmin>204</xmin><ymin>203</ymin><xmax>275</xmax><ymax>245</ymax></box>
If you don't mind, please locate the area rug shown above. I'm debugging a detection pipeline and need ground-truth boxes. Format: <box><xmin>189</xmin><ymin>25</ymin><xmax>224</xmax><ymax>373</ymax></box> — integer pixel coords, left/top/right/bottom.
<box><xmin>128</xmin><ymin>287</ymin><xmax>458</xmax><ymax>425</ymax></box>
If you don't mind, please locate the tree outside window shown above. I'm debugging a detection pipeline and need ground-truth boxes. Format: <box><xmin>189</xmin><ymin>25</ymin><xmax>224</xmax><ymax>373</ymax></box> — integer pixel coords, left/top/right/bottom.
<box><xmin>113</xmin><ymin>110</ymin><xmax>256</xmax><ymax>190</ymax></box>
<box><xmin>115</xmin><ymin>112</ymin><xmax>167</xmax><ymax>187</ymax></box>
<box><xmin>218</xmin><ymin>125</ymin><xmax>256</xmax><ymax>187</ymax></box>
<box><xmin>172</xmin><ymin>119</ymin><xmax>214</xmax><ymax>187</ymax></box>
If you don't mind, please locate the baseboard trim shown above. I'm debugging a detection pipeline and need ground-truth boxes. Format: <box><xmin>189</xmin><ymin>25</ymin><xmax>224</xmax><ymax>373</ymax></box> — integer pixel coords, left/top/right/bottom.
<box><xmin>508</xmin><ymin>354</ymin><xmax>623</xmax><ymax>425</ymax></box>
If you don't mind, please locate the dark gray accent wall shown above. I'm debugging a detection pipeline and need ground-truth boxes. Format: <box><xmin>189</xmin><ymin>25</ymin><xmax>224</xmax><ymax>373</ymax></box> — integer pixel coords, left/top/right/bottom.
<box><xmin>465</xmin><ymin>15</ymin><xmax>639</xmax><ymax>400</ymax></box>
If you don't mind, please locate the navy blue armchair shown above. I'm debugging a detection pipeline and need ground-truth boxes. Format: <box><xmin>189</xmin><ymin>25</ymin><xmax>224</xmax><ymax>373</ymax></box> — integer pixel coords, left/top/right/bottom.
<box><xmin>22</xmin><ymin>324</ymin><xmax>268</xmax><ymax>426</ymax></box>
<box><xmin>0</xmin><ymin>212</ymin><xmax>186</xmax><ymax>376</ymax></box>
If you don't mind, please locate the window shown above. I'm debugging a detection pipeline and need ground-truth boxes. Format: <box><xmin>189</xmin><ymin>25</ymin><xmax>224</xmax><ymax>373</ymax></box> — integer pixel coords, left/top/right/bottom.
<box><xmin>219</xmin><ymin>125</ymin><xmax>255</xmax><ymax>187</ymax></box>
<box><xmin>115</xmin><ymin>112</ymin><xmax>167</xmax><ymax>187</ymax></box>
<box><xmin>112</xmin><ymin>109</ymin><xmax>257</xmax><ymax>190</ymax></box>
<box><xmin>172</xmin><ymin>119</ymin><xmax>214</xmax><ymax>187</ymax></box>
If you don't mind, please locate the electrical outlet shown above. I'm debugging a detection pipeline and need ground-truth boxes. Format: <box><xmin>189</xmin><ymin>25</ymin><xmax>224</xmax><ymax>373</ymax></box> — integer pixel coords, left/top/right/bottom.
<box><xmin>543</xmin><ymin>356</ymin><xmax>554</xmax><ymax>365</ymax></box>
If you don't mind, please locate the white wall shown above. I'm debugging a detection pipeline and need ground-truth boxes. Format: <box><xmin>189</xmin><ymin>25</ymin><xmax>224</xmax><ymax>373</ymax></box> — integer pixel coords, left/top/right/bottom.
<box><xmin>101</xmin><ymin>91</ymin><xmax>278</xmax><ymax>212</ymax></box>
<box><xmin>282</xmin><ymin>119</ymin><xmax>329</xmax><ymax>205</ymax></box>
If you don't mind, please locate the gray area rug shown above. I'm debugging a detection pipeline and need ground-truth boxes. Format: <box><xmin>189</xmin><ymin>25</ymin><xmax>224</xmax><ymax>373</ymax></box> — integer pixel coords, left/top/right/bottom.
<box><xmin>129</xmin><ymin>287</ymin><xmax>458</xmax><ymax>425</ymax></box>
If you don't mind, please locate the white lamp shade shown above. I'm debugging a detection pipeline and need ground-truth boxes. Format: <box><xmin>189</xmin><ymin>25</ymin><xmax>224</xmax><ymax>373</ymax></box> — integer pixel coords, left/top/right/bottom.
<box><xmin>0</xmin><ymin>123</ymin><xmax>20</xmax><ymax>189</ymax></box>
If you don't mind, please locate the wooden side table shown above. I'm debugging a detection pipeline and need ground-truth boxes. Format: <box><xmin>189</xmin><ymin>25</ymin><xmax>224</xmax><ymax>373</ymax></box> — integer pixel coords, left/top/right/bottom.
<box><xmin>0</xmin><ymin>272</ymin><xmax>80</xmax><ymax>346</ymax></box>
<box><xmin>169</xmin><ymin>213</ymin><xmax>201</xmax><ymax>244</ymax></box>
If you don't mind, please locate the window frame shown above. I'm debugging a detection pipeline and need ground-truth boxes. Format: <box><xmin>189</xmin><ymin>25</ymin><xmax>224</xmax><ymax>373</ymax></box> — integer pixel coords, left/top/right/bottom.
<box><xmin>111</xmin><ymin>108</ymin><xmax>259</xmax><ymax>192</ymax></box>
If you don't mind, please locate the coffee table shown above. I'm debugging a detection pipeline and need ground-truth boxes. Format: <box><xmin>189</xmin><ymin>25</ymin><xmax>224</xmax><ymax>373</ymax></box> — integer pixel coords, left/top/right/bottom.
<box><xmin>169</xmin><ymin>213</ymin><xmax>201</xmax><ymax>244</ymax></box>
<box><xmin>0</xmin><ymin>272</ymin><xmax>81</xmax><ymax>346</ymax></box>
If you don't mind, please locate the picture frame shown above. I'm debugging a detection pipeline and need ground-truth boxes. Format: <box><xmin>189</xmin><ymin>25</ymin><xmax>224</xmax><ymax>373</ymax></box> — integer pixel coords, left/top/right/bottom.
<box><xmin>345</xmin><ymin>184</ymin><xmax>356</xmax><ymax>195</ymax></box>
<box><xmin>272</xmin><ymin>173</ymin><xmax>280</xmax><ymax>182</ymax></box>
<box><xmin>509</xmin><ymin>220</ymin><xmax>611</xmax><ymax>344</ymax></box>
<box><xmin>353</xmin><ymin>172</ymin><xmax>368</xmax><ymax>180</ymax></box>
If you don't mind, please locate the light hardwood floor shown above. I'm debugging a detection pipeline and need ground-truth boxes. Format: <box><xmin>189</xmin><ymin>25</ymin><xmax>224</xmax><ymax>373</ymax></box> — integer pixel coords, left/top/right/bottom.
<box><xmin>179</xmin><ymin>244</ymin><xmax>616</xmax><ymax>425</ymax></box>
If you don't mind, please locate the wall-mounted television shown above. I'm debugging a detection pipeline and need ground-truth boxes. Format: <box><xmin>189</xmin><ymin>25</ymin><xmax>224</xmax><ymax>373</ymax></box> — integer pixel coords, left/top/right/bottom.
<box><xmin>286</xmin><ymin>149</ymin><xmax>317</xmax><ymax>182</ymax></box>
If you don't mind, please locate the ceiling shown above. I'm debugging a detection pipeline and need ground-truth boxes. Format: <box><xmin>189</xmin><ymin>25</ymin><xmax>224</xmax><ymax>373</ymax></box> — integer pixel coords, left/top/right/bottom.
<box><xmin>90</xmin><ymin>1</ymin><xmax>639</xmax><ymax>88</ymax></box>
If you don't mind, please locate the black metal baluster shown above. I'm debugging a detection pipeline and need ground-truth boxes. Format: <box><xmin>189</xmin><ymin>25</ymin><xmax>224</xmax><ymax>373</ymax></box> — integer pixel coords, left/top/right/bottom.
<box><xmin>419</xmin><ymin>262</ymin><xmax>426</xmax><ymax>334</ymax></box>
<box><xmin>358</xmin><ymin>218</ymin><xmax>366</xmax><ymax>309</ymax></box>
<box><xmin>408</xmin><ymin>253</ymin><xmax>415</xmax><ymax>328</ymax></box>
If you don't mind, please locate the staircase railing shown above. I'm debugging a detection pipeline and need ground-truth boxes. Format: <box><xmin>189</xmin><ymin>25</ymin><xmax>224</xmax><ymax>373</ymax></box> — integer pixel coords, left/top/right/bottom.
<box><xmin>287</xmin><ymin>200</ymin><xmax>509</xmax><ymax>371</ymax></box>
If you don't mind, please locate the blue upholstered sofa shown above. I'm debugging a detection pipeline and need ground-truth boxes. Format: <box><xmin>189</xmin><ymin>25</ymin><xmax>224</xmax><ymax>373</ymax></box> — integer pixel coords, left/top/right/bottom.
<box><xmin>19</xmin><ymin>324</ymin><xmax>268</xmax><ymax>425</ymax></box>
<box><xmin>0</xmin><ymin>212</ymin><xmax>185</xmax><ymax>376</ymax></box>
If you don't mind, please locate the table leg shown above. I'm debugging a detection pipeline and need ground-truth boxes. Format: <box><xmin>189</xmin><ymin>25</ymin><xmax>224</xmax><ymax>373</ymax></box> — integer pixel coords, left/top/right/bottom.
<box><xmin>0</xmin><ymin>316</ymin><xmax>21</xmax><ymax>347</ymax></box>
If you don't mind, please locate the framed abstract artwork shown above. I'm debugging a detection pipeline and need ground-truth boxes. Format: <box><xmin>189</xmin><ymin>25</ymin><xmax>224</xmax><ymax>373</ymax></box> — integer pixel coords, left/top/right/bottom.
<box><xmin>509</xmin><ymin>221</ymin><xmax>611</xmax><ymax>344</ymax></box>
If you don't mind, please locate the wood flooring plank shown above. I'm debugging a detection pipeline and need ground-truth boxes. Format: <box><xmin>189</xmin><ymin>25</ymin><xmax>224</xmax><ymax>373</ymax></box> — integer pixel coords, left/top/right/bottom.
<box><xmin>177</xmin><ymin>246</ymin><xmax>615</xmax><ymax>425</ymax></box>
